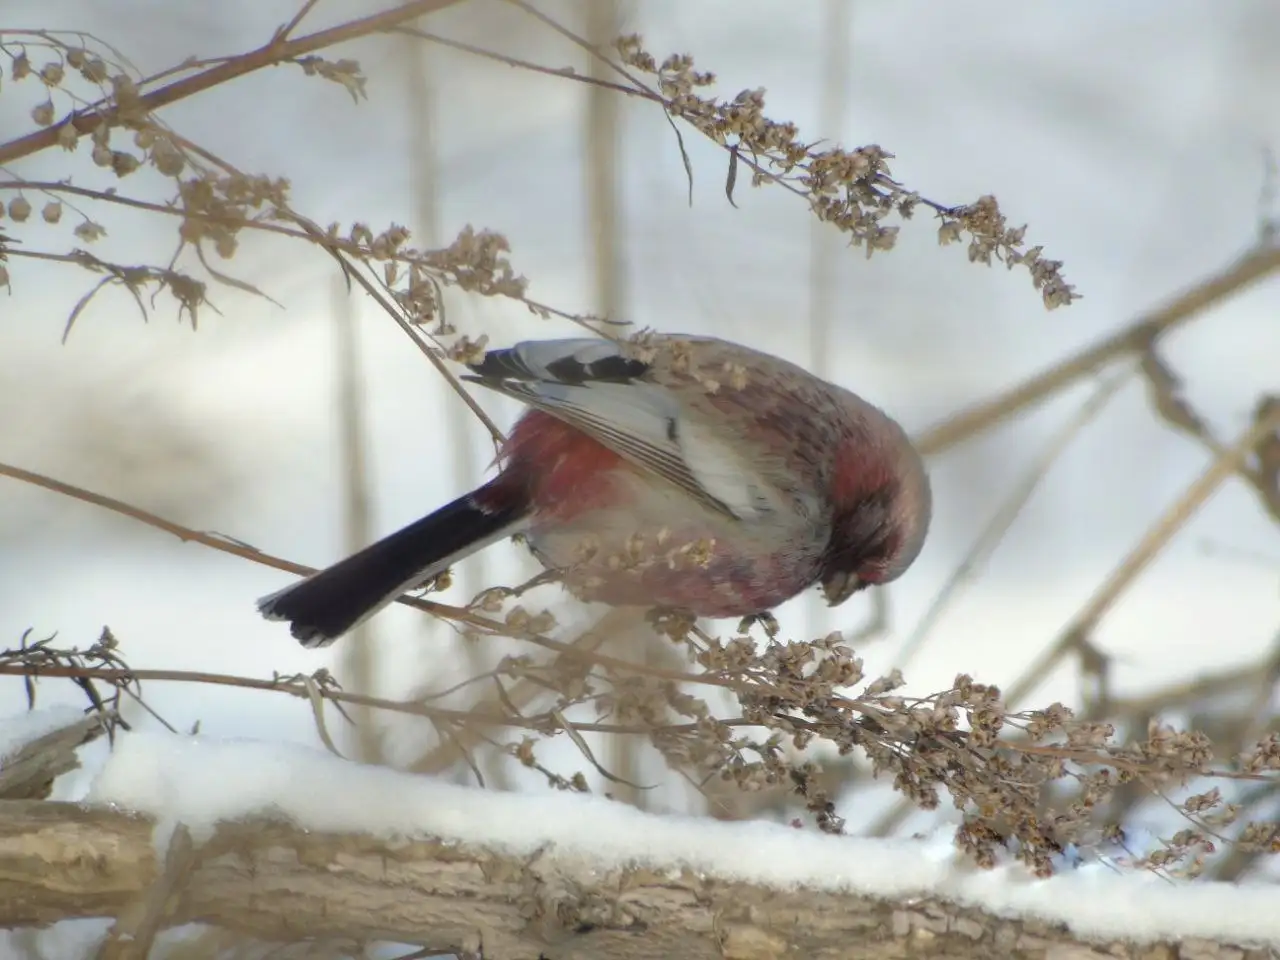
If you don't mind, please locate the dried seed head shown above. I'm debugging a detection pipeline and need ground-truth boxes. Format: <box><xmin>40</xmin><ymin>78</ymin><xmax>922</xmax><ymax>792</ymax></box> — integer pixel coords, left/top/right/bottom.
<box><xmin>31</xmin><ymin>100</ymin><xmax>55</xmax><ymax>127</ymax></box>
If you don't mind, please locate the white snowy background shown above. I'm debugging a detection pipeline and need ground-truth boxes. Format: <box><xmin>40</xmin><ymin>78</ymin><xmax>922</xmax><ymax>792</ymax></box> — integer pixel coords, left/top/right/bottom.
<box><xmin>1</xmin><ymin>0</ymin><xmax>1279</xmax><ymax>954</ymax></box>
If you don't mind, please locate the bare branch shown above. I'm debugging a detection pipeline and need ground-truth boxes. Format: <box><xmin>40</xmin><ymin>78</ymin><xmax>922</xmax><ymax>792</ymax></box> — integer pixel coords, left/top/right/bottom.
<box><xmin>0</xmin><ymin>0</ymin><xmax>467</xmax><ymax>166</ymax></box>
<box><xmin>1006</xmin><ymin>401</ymin><xmax>1280</xmax><ymax>707</ymax></box>
<box><xmin>916</xmin><ymin>243</ymin><xmax>1280</xmax><ymax>455</ymax></box>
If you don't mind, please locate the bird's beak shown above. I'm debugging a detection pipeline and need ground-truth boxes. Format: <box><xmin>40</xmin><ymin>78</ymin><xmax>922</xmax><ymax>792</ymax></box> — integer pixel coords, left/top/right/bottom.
<box><xmin>821</xmin><ymin>570</ymin><xmax>863</xmax><ymax>607</ymax></box>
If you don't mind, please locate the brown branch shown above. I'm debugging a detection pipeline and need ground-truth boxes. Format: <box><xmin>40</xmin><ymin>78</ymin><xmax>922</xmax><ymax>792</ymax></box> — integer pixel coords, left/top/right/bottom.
<box><xmin>1137</xmin><ymin>348</ymin><xmax>1280</xmax><ymax>524</ymax></box>
<box><xmin>915</xmin><ymin>243</ymin><xmax>1280</xmax><ymax>455</ymax></box>
<box><xmin>0</xmin><ymin>459</ymin><xmax>722</xmax><ymax>686</ymax></box>
<box><xmin>0</xmin><ymin>799</ymin><xmax>1263</xmax><ymax>958</ymax></box>
<box><xmin>871</xmin><ymin>404</ymin><xmax>1280</xmax><ymax>841</ymax></box>
<box><xmin>410</xmin><ymin>606</ymin><xmax>632</xmax><ymax>775</ymax></box>
<box><xmin>0</xmin><ymin>661</ymin><xmax>749</xmax><ymax>742</ymax></box>
<box><xmin>0</xmin><ymin>0</ymin><xmax>467</xmax><ymax>166</ymax></box>
<box><xmin>0</xmin><ymin>460</ymin><xmax>330</xmax><ymax>579</ymax></box>
<box><xmin>896</xmin><ymin>370</ymin><xmax>1133</xmax><ymax>672</ymax></box>
<box><xmin>1102</xmin><ymin>660</ymin><xmax>1274</xmax><ymax>722</ymax></box>
<box><xmin>394</xmin><ymin>25</ymin><xmax>646</xmax><ymax>99</ymax></box>
<box><xmin>1005</xmin><ymin>402</ymin><xmax>1280</xmax><ymax>708</ymax></box>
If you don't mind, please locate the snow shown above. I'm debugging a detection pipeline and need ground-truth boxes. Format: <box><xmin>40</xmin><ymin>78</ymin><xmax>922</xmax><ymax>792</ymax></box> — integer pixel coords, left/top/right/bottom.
<box><xmin>0</xmin><ymin>705</ymin><xmax>89</xmax><ymax>761</ymax></box>
<box><xmin>89</xmin><ymin>729</ymin><xmax>1280</xmax><ymax>949</ymax></box>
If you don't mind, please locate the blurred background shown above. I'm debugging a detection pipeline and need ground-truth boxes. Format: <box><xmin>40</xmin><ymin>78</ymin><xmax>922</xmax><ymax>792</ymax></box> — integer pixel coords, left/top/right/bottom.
<box><xmin>2</xmin><ymin>0</ymin><xmax>1279</xmax><ymax>886</ymax></box>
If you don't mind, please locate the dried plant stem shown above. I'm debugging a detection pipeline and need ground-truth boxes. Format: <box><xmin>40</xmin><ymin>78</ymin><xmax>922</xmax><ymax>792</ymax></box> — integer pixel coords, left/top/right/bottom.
<box><xmin>870</xmin><ymin>401</ymin><xmax>1280</xmax><ymax>841</ymax></box>
<box><xmin>411</xmin><ymin>606</ymin><xmax>631</xmax><ymax>774</ymax></box>
<box><xmin>0</xmin><ymin>660</ymin><xmax>710</xmax><ymax>737</ymax></box>
<box><xmin>0</xmin><ymin>460</ymin><xmax>290</xmax><ymax>560</ymax></box>
<box><xmin>2</xmin><ymin>660</ymin><xmax>1265</xmax><ymax>787</ymax></box>
<box><xmin>398</xmin><ymin>26</ymin><xmax>641</xmax><ymax>97</ymax></box>
<box><xmin>1005</xmin><ymin>401</ymin><xmax>1280</xmax><ymax>707</ymax></box>
<box><xmin>803</xmin><ymin>0</ymin><xmax>853</xmax><ymax>649</ymax></box>
<box><xmin>0</xmin><ymin>460</ymin><xmax>722</xmax><ymax>687</ymax></box>
<box><xmin>277</xmin><ymin>0</ymin><xmax>324</xmax><ymax>41</ymax></box>
<box><xmin>332</xmin><ymin>275</ymin><xmax>384</xmax><ymax>765</ymax></box>
<box><xmin>0</xmin><ymin>0</ymin><xmax>466</xmax><ymax>166</ymax></box>
<box><xmin>1102</xmin><ymin>657</ymin><xmax>1273</xmax><ymax>721</ymax></box>
<box><xmin>915</xmin><ymin>243</ymin><xmax>1280</xmax><ymax>455</ymax></box>
<box><xmin>581</xmin><ymin>0</ymin><xmax>644</xmax><ymax>805</ymax></box>
<box><xmin>895</xmin><ymin>369</ymin><xmax>1134</xmax><ymax>672</ymax></box>
<box><xmin>141</xmin><ymin>129</ymin><xmax>510</xmax><ymax>444</ymax></box>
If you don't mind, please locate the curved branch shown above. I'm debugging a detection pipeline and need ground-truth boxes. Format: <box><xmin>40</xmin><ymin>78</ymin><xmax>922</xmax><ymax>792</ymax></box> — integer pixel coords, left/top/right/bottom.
<box><xmin>0</xmin><ymin>0</ymin><xmax>466</xmax><ymax>166</ymax></box>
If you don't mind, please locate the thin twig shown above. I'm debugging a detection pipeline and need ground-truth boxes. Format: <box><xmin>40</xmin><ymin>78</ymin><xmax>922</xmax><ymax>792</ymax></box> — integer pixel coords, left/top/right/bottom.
<box><xmin>895</xmin><ymin>369</ymin><xmax>1134</xmax><ymax>672</ymax></box>
<box><xmin>410</xmin><ymin>607</ymin><xmax>629</xmax><ymax>775</ymax></box>
<box><xmin>0</xmin><ymin>660</ymin><xmax>717</xmax><ymax>735</ymax></box>
<box><xmin>914</xmin><ymin>243</ymin><xmax>1280</xmax><ymax>455</ymax></box>
<box><xmin>0</xmin><ymin>460</ymin><xmax>726</xmax><ymax>688</ymax></box>
<box><xmin>332</xmin><ymin>273</ymin><xmax>385</xmax><ymax>764</ymax></box>
<box><xmin>394</xmin><ymin>26</ymin><xmax>643</xmax><ymax>99</ymax></box>
<box><xmin>275</xmin><ymin>0</ymin><xmax>325</xmax><ymax>44</ymax></box>
<box><xmin>869</xmin><ymin>399</ymin><xmax>1280</xmax><ymax>841</ymax></box>
<box><xmin>0</xmin><ymin>0</ymin><xmax>468</xmax><ymax>166</ymax></box>
<box><xmin>0</xmin><ymin>661</ymin><xmax>1265</xmax><ymax>785</ymax></box>
<box><xmin>1005</xmin><ymin>402</ymin><xmax>1280</xmax><ymax>708</ymax></box>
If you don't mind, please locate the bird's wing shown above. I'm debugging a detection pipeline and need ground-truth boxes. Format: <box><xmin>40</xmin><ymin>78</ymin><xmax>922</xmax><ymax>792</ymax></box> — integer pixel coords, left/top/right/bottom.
<box><xmin>464</xmin><ymin>338</ymin><xmax>778</xmax><ymax>521</ymax></box>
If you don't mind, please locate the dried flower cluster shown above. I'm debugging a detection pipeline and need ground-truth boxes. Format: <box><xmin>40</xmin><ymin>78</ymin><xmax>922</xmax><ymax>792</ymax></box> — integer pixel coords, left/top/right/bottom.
<box><xmin>5</xmin><ymin>615</ymin><xmax>1279</xmax><ymax>880</ymax></box>
<box><xmin>0</xmin><ymin>29</ymin><xmax>541</xmax><ymax>342</ymax></box>
<box><xmin>2</xmin><ymin>13</ymin><xmax>1076</xmax><ymax>352</ymax></box>
<box><xmin>612</xmin><ymin>35</ymin><xmax>1078</xmax><ymax>310</ymax></box>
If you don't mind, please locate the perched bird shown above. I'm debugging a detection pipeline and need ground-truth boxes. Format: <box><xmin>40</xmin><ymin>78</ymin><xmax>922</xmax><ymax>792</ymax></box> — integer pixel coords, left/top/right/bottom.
<box><xmin>259</xmin><ymin>334</ymin><xmax>931</xmax><ymax>647</ymax></box>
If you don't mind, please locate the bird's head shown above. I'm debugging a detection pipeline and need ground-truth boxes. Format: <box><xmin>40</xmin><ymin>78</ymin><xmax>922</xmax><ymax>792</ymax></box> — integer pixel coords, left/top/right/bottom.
<box><xmin>819</xmin><ymin>413</ymin><xmax>932</xmax><ymax>607</ymax></box>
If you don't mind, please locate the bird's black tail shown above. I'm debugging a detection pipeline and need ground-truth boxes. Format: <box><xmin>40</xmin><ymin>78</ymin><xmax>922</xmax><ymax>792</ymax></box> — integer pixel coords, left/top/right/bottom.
<box><xmin>258</xmin><ymin>481</ymin><xmax>527</xmax><ymax>648</ymax></box>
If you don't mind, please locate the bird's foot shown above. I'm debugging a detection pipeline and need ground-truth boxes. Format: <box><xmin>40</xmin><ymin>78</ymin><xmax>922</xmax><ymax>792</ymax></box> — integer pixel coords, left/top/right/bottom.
<box><xmin>737</xmin><ymin>611</ymin><xmax>779</xmax><ymax>639</ymax></box>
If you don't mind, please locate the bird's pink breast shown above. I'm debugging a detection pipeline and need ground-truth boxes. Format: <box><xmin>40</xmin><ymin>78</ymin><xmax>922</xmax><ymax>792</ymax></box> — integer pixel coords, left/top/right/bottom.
<box><xmin>499</xmin><ymin>410</ymin><xmax>823</xmax><ymax>617</ymax></box>
<box><xmin>587</xmin><ymin>548</ymin><xmax>820</xmax><ymax>616</ymax></box>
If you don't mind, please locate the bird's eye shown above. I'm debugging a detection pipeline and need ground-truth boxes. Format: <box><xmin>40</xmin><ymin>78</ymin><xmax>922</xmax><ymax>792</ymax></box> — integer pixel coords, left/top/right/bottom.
<box><xmin>855</xmin><ymin>530</ymin><xmax>903</xmax><ymax>583</ymax></box>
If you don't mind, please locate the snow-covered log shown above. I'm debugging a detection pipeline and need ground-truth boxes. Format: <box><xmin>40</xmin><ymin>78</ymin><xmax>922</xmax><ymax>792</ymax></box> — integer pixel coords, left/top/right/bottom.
<box><xmin>0</xmin><ymin>730</ymin><xmax>1273</xmax><ymax>960</ymax></box>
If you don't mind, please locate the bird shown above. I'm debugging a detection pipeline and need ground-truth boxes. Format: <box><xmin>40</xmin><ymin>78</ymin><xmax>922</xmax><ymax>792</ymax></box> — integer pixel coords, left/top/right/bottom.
<box><xmin>258</xmin><ymin>333</ymin><xmax>931</xmax><ymax>648</ymax></box>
